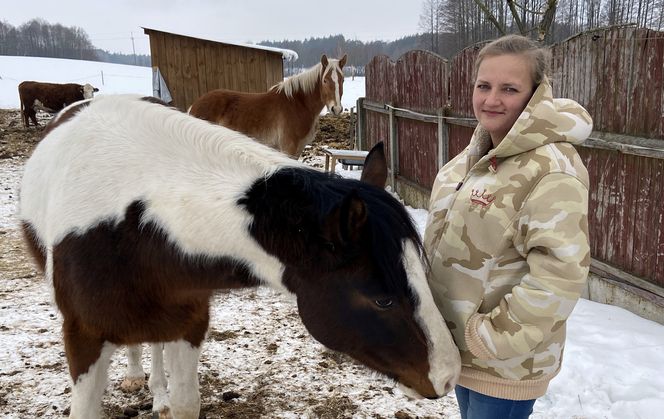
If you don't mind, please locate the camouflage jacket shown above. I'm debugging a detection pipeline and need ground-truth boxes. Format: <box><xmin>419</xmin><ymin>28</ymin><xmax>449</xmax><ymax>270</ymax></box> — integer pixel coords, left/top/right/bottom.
<box><xmin>424</xmin><ymin>79</ymin><xmax>592</xmax><ymax>400</ymax></box>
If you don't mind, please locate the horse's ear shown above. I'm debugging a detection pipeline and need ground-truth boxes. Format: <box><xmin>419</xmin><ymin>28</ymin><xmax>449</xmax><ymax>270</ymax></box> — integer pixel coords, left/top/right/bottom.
<box><xmin>324</xmin><ymin>190</ymin><xmax>367</xmax><ymax>245</ymax></box>
<box><xmin>321</xmin><ymin>54</ymin><xmax>329</xmax><ymax>68</ymax></box>
<box><xmin>339</xmin><ymin>54</ymin><xmax>347</xmax><ymax>68</ymax></box>
<box><xmin>360</xmin><ymin>142</ymin><xmax>388</xmax><ymax>188</ymax></box>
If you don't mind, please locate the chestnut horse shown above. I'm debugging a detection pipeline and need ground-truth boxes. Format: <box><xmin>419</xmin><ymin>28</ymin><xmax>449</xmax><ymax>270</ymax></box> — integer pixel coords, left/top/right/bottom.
<box><xmin>19</xmin><ymin>95</ymin><xmax>460</xmax><ymax>419</ymax></box>
<box><xmin>189</xmin><ymin>54</ymin><xmax>347</xmax><ymax>157</ymax></box>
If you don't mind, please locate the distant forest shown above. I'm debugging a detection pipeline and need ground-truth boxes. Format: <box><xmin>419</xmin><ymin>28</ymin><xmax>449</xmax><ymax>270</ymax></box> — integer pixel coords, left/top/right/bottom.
<box><xmin>0</xmin><ymin>18</ymin><xmax>431</xmax><ymax>73</ymax></box>
<box><xmin>0</xmin><ymin>19</ymin><xmax>151</xmax><ymax>67</ymax></box>
<box><xmin>2</xmin><ymin>0</ymin><xmax>663</xmax><ymax>72</ymax></box>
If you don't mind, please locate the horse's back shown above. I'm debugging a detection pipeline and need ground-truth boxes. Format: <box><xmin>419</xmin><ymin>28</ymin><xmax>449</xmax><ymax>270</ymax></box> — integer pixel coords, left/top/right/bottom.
<box><xmin>190</xmin><ymin>89</ymin><xmax>275</xmax><ymax>123</ymax></box>
<box><xmin>20</xmin><ymin>94</ymin><xmax>296</xmax><ymax>247</ymax></box>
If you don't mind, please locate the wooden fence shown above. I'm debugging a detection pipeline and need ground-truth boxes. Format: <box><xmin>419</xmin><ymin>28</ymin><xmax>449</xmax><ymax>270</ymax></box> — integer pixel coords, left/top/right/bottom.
<box><xmin>358</xmin><ymin>25</ymin><xmax>664</xmax><ymax>293</ymax></box>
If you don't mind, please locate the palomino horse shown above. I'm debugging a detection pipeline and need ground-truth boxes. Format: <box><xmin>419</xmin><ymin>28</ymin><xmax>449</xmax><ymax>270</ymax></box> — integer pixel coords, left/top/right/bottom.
<box><xmin>189</xmin><ymin>54</ymin><xmax>347</xmax><ymax>157</ymax></box>
<box><xmin>19</xmin><ymin>95</ymin><xmax>460</xmax><ymax>419</ymax></box>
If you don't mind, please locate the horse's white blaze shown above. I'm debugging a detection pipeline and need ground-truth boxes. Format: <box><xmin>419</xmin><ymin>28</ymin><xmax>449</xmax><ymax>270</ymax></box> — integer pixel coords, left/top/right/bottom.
<box><xmin>322</xmin><ymin>61</ymin><xmax>343</xmax><ymax>114</ymax></box>
<box><xmin>330</xmin><ymin>69</ymin><xmax>342</xmax><ymax>113</ymax></box>
<box><xmin>402</xmin><ymin>240</ymin><xmax>461</xmax><ymax>396</ymax></box>
<box><xmin>164</xmin><ymin>340</ymin><xmax>201</xmax><ymax>418</ymax></box>
<box><xmin>19</xmin><ymin>94</ymin><xmax>302</xmax><ymax>294</ymax></box>
<box><xmin>69</xmin><ymin>342</ymin><xmax>117</xmax><ymax>419</ymax></box>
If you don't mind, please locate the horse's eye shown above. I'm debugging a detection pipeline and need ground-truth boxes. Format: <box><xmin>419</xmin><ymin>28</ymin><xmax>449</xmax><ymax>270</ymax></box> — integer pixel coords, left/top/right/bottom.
<box><xmin>324</xmin><ymin>241</ymin><xmax>335</xmax><ymax>252</ymax></box>
<box><xmin>374</xmin><ymin>299</ymin><xmax>393</xmax><ymax>309</ymax></box>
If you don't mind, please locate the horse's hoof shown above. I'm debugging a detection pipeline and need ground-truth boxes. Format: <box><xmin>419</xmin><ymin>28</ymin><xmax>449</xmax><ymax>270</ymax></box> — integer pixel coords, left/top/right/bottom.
<box><xmin>152</xmin><ymin>407</ymin><xmax>173</xmax><ymax>419</ymax></box>
<box><xmin>120</xmin><ymin>376</ymin><xmax>145</xmax><ymax>392</ymax></box>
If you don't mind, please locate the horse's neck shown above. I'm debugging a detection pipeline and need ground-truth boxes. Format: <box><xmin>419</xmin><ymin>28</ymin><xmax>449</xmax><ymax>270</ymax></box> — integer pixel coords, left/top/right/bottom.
<box><xmin>287</xmin><ymin>82</ymin><xmax>325</xmax><ymax>117</ymax></box>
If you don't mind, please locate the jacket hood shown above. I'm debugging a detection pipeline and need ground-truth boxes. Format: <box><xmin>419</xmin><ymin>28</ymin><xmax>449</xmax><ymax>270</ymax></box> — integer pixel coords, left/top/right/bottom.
<box><xmin>471</xmin><ymin>77</ymin><xmax>593</xmax><ymax>160</ymax></box>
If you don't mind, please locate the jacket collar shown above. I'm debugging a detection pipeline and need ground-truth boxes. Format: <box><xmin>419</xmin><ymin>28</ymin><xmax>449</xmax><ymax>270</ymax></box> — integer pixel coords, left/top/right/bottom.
<box><xmin>468</xmin><ymin>78</ymin><xmax>593</xmax><ymax>166</ymax></box>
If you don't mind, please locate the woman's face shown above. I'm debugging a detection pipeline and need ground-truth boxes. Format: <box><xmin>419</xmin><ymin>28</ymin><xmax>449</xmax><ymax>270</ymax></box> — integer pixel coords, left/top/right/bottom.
<box><xmin>472</xmin><ymin>54</ymin><xmax>534</xmax><ymax>146</ymax></box>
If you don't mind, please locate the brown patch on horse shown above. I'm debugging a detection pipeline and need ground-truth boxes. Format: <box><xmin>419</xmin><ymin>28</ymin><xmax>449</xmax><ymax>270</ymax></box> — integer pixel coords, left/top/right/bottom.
<box><xmin>21</xmin><ymin>222</ymin><xmax>46</xmax><ymax>270</ymax></box>
<box><xmin>141</xmin><ymin>96</ymin><xmax>178</xmax><ymax>109</ymax></box>
<box><xmin>41</xmin><ymin>100</ymin><xmax>91</xmax><ymax>137</ymax></box>
<box><xmin>34</xmin><ymin>200</ymin><xmax>261</xmax><ymax>380</ymax></box>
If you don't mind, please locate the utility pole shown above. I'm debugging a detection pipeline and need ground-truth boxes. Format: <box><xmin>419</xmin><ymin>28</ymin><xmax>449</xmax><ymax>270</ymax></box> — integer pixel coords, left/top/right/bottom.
<box><xmin>131</xmin><ymin>32</ymin><xmax>137</xmax><ymax>65</ymax></box>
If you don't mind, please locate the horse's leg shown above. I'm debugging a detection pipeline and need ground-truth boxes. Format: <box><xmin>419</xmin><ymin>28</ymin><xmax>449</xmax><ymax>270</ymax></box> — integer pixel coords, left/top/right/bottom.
<box><xmin>148</xmin><ymin>343</ymin><xmax>173</xmax><ymax>419</ymax></box>
<box><xmin>63</xmin><ymin>320</ymin><xmax>117</xmax><ymax>419</ymax></box>
<box><xmin>28</xmin><ymin>108</ymin><xmax>38</xmax><ymax>127</ymax></box>
<box><xmin>120</xmin><ymin>344</ymin><xmax>146</xmax><ymax>391</ymax></box>
<box><xmin>163</xmin><ymin>340</ymin><xmax>202</xmax><ymax>419</ymax></box>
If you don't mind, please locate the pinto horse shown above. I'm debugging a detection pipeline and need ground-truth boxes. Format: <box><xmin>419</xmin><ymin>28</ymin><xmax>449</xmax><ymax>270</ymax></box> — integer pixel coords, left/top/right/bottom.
<box><xmin>189</xmin><ymin>54</ymin><xmax>347</xmax><ymax>158</ymax></box>
<box><xmin>19</xmin><ymin>95</ymin><xmax>460</xmax><ymax>419</ymax></box>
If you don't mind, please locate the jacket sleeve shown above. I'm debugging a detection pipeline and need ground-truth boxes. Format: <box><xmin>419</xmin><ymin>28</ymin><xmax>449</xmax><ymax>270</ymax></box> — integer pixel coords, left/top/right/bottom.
<box><xmin>464</xmin><ymin>172</ymin><xmax>590</xmax><ymax>361</ymax></box>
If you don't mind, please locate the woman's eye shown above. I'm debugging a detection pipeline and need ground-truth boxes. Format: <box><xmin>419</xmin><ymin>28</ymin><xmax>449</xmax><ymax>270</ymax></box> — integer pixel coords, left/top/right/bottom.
<box><xmin>476</xmin><ymin>84</ymin><xmax>489</xmax><ymax>90</ymax></box>
<box><xmin>375</xmin><ymin>299</ymin><xmax>394</xmax><ymax>309</ymax></box>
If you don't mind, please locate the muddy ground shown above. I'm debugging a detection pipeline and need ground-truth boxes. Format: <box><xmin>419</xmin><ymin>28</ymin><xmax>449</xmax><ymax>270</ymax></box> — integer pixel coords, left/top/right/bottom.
<box><xmin>0</xmin><ymin>109</ymin><xmax>459</xmax><ymax>419</ymax></box>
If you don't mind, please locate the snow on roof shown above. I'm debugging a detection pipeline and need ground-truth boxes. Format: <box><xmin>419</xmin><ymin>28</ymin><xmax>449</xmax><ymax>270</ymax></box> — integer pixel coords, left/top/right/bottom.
<box><xmin>142</xmin><ymin>26</ymin><xmax>299</xmax><ymax>62</ymax></box>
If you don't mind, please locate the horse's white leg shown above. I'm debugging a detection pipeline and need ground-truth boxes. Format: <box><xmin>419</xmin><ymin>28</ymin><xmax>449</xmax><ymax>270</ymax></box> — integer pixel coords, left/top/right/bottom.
<box><xmin>164</xmin><ymin>340</ymin><xmax>201</xmax><ymax>419</ymax></box>
<box><xmin>148</xmin><ymin>343</ymin><xmax>173</xmax><ymax>418</ymax></box>
<box><xmin>121</xmin><ymin>344</ymin><xmax>145</xmax><ymax>391</ymax></box>
<box><xmin>69</xmin><ymin>342</ymin><xmax>117</xmax><ymax>419</ymax></box>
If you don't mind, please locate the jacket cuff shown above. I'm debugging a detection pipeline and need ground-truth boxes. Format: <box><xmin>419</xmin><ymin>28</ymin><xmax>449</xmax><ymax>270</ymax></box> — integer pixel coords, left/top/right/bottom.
<box><xmin>465</xmin><ymin>313</ymin><xmax>498</xmax><ymax>361</ymax></box>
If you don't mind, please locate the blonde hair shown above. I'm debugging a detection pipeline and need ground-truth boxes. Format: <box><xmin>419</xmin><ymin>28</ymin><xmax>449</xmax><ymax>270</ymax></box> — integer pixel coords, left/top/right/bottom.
<box><xmin>474</xmin><ymin>34</ymin><xmax>551</xmax><ymax>88</ymax></box>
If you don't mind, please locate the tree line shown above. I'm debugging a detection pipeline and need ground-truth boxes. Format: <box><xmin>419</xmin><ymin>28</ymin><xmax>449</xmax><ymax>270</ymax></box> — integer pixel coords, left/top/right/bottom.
<box><xmin>0</xmin><ymin>18</ymin><xmax>151</xmax><ymax>66</ymax></box>
<box><xmin>260</xmin><ymin>34</ymin><xmax>431</xmax><ymax>75</ymax></box>
<box><xmin>3</xmin><ymin>2</ymin><xmax>663</xmax><ymax>73</ymax></box>
<box><xmin>418</xmin><ymin>0</ymin><xmax>664</xmax><ymax>57</ymax></box>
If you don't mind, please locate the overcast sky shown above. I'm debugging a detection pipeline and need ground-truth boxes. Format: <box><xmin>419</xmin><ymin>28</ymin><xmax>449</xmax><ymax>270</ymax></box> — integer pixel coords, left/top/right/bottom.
<box><xmin>4</xmin><ymin>0</ymin><xmax>424</xmax><ymax>56</ymax></box>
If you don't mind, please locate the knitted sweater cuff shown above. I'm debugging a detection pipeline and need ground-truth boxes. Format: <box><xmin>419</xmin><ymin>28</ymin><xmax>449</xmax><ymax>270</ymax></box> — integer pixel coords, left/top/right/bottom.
<box><xmin>465</xmin><ymin>313</ymin><xmax>498</xmax><ymax>361</ymax></box>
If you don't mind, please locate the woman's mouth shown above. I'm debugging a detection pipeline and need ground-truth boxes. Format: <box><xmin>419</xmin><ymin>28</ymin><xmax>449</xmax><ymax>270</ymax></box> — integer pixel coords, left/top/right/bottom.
<box><xmin>483</xmin><ymin>110</ymin><xmax>504</xmax><ymax>117</ymax></box>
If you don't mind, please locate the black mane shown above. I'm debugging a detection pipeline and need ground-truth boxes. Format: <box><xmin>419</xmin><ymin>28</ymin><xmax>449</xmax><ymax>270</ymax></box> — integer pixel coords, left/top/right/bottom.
<box><xmin>239</xmin><ymin>167</ymin><xmax>424</xmax><ymax>295</ymax></box>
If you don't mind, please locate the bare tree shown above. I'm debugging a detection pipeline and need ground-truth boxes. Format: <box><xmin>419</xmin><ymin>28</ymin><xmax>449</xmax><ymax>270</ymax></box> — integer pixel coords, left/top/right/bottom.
<box><xmin>472</xmin><ymin>0</ymin><xmax>560</xmax><ymax>41</ymax></box>
<box><xmin>419</xmin><ymin>0</ymin><xmax>445</xmax><ymax>53</ymax></box>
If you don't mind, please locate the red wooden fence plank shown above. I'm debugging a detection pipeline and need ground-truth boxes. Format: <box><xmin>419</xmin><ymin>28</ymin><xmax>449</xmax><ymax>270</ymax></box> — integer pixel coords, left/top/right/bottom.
<box><xmin>364</xmin><ymin>26</ymin><xmax>664</xmax><ymax>288</ymax></box>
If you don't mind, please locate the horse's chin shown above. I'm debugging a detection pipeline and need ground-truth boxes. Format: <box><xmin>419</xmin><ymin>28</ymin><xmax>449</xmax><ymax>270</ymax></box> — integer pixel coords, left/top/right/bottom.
<box><xmin>327</xmin><ymin>105</ymin><xmax>343</xmax><ymax>115</ymax></box>
<box><xmin>397</xmin><ymin>383</ymin><xmax>427</xmax><ymax>400</ymax></box>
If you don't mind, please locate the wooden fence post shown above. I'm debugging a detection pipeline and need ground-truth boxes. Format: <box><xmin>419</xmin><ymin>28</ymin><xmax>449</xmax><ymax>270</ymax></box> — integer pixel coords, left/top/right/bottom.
<box><xmin>356</xmin><ymin>97</ymin><xmax>366</xmax><ymax>151</ymax></box>
<box><xmin>437</xmin><ymin>108</ymin><xmax>449</xmax><ymax>169</ymax></box>
<box><xmin>388</xmin><ymin>105</ymin><xmax>398</xmax><ymax>189</ymax></box>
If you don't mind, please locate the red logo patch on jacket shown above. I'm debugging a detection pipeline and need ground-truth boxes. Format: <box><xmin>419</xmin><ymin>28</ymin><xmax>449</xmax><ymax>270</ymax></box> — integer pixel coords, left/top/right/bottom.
<box><xmin>470</xmin><ymin>189</ymin><xmax>495</xmax><ymax>207</ymax></box>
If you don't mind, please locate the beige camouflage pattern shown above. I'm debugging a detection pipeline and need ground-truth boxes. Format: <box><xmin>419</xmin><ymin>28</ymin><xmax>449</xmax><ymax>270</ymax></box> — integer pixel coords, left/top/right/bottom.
<box><xmin>424</xmin><ymin>78</ymin><xmax>592</xmax><ymax>400</ymax></box>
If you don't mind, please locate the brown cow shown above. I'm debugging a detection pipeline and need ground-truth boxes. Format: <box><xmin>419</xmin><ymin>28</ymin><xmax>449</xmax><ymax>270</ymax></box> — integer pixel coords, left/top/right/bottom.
<box><xmin>18</xmin><ymin>81</ymin><xmax>99</xmax><ymax>127</ymax></box>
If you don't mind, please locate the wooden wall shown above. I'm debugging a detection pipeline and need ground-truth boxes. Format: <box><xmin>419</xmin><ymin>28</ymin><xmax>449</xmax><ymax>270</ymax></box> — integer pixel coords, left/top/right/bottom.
<box><xmin>362</xmin><ymin>25</ymin><xmax>664</xmax><ymax>289</ymax></box>
<box><xmin>365</xmin><ymin>50</ymin><xmax>449</xmax><ymax>188</ymax></box>
<box><xmin>145</xmin><ymin>29</ymin><xmax>284</xmax><ymax>111</ymax></box>
<box><xmin>551</xmin><ymin>27</ymin><xmax>664</xmax><ymax>138</ymax></box>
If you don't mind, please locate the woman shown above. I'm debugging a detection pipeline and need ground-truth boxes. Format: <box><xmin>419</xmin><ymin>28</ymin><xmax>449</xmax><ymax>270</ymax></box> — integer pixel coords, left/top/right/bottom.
<box><xmin>424</xmin><ymin>34</ymin><xmax>593</xmax><ymax>418</ymax></box>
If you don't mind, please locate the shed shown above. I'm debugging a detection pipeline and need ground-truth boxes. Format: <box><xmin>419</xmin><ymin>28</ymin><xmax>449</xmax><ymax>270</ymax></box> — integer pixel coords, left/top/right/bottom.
<box><xmin>143</xmin><ymin>27</ymin><xmax>298</xmax><ymax>111</ymax></box>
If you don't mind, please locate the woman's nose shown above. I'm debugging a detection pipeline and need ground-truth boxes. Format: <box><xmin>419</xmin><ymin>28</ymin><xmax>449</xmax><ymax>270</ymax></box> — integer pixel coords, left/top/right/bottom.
<box><xmin>485</xmin><ymin>89</ymin><xmax>500</xmax><ymax>105</ymax></box>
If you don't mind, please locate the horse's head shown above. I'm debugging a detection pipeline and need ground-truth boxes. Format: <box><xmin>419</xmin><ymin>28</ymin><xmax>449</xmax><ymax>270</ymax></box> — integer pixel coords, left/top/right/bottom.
<box><xmin>241</xmin><ymin>143</ymin><xmax>460</xmax><ymax>398</ymax></box>
<box><xmin>320</xmin><ymin>54</ymin><xmax>347</xmax><ymax>115</ymax></box>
